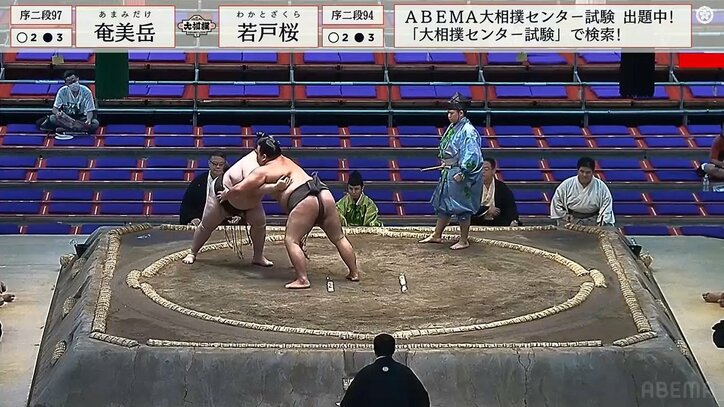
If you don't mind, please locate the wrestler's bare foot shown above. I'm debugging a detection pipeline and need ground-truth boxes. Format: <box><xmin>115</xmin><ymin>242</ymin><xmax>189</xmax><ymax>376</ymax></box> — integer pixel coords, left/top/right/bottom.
<box><xmin>450</xmin><ymin>240</ymin><xmax>470</xmax><ymax>250</ymax></box>
<box><xmin>252</xmin><ymin>257</ymin><xmax>274</xmax><ymax>267</ymax></box>
<box><xmin>346</xmin><ymin>272</ymin><xmax>360</xmax><ymax>282</ymax></box>
<box><xmin>419</xmin><ymin>235</ymin><xmax>442</xmax><ymax>244</ymax></box>
<box><xmin>0</xmin><ymin>293</ymin><xmax>15</xmax><ymax>303</ymax></box>
<box><xmin>182</xmin><ymin>253</ymin><xmax>196</xmax><ymax>264</ymax></box>
<box><xmin>703</xmin><ymin>292</ymin><xmax>724</xmax><ymax>303</ymax></box>
<box><xmin>285</xmin><ymin>279</ymin><xmax>311</xmax><ymax>289</ymax></box>
<box><xmin>0</xmin><ymin>281</ymin><xmax>6</xmax><ymax>293</ymax></box>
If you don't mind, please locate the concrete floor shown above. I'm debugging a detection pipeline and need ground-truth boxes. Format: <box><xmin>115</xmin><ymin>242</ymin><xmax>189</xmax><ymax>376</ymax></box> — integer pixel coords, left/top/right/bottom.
<box><xmin>0</xmin><ymin>236</ymin><xmax>82</xmax><ymax>407</ymax></box>
<box><xmin>634</xmin><ymin>236</ymin><xmax>724</xmax><ymax>404</ymax></box>
<box><xmin>0</xmin><ymin>234</ymin><xmax>721</xmax><ymax>406</ymax></box>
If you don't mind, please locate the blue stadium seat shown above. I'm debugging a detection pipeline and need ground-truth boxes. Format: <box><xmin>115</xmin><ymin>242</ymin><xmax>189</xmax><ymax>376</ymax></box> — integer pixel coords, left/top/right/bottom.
<box><xmin>648</xmin><ymin>191</ymin><xmax>695</xmax><ymax>202</ymax></box>
<box><xmin>50</xmin><ymin>189</ymin><xmax>94</xmax><ymax>201</ymax></box>
<box><xmin>203</xmin><ymin>136</ymin><xmax>244</xmax><ymax>147</ymax></box>
<box><xmin>45</xmin><ymin>157</ymin><xmax>88</xmax><ymax>168</ymax></box>
<box><xmin>150</xmin><ymin>202</ymin><xmax>179</xmax><ymax>215</ymax></box>
<box><xmin>540</xmin><ymin>125</ymin><xmax>582</xmax><ymax>135</ymax></box>
<box><xmin>704</xmin><ymin>204</ymin><xmax>724</xmax><ymax>215</ymax></box>
<box><xmin>592</xmin><ymin>137</ymin><xmax>638</xmax><ymax>148</ymax></box>
<box><xmin>687</xmin><ymin>124</ymin><xmax>721</xmax><ymax>135</ymax></box>
<box><xmin>377</xmin><ymin>203</ymin><xmax>398</xmax><ymax>215</ymax></box>
<box><xmin>348</xmin><ymin>126</ymin><xmax>390</xmax><ymax>147</ymax></box>
<box><xmin>496</xmin><ymin>158</ymin><xmax>540</xmax><ymax>169</ymax></box>
<box><xmin>550</xmin><ymin>170</ymin><xmax>576</xmax><ymax>181</ymax></box>
<box><xmin>100</xmin><ymin>190</ymin><xmax>145</xmax><ymax>201</ymax></box>
<box><xmin>613</xmin><ymin>203</ymin><xmax>650</xmax><ymax>215</ymax></box>
<box><xmin>47</xmin><ymin>202</ymin><xmax>93</xmax><ymax>214</ymax></box>
<box><xmin>36</xmin><ymin>169</ymin><xmax>80</xmax><ymax>181</ymax></box>
<box><xmin>654</xmin><ymin>204</ymin><xmax>701</xmax><ymax>216</ymax></box>
<box><xmin>499</xmin><ymin>170</ymin><xmax>544</xmax><ymax>181</ymax></box>
<box><xmin>638</xmin><ymin>125</ymin><xmax>681</xmax><ymax>135</ymax></box>
<box><xmin>154</xmin><ymin>135</ymin><xmax>195</xmax><ymax>147</ymax></box>
<box><xmin>89</xmin><ymin>169</ymin><xmax>133</xmax><ymax>181</ymax></box>
<box><xmin>146</xmin><ymin>157</ymin><xmax>188</xmax><ymax>168</ymax></box>
<box><xmin>104</xmin><ymin>136</ymin><xmax>147</xmax><ymax>147</ymax></box>
<box><xmin>598</xmin><ymin>159</ymin><xmax>641</xmax><ymax>169</ymax></box>
<box><xmin>252</xmin><ymin>125</ymin><xmax>293</xmax><ymax>147</ymax></box>
<box><xmin>0</xmin><ymin>202</ymin><xmax>41</xmax><ymax>214</ymax></box>
<box><xmin>611</xmin><ymin>191</ymin><xmax>643</xmax><ymax>202</ymax></box>
<box><xmin>545</xmin><ymin>137</ymin><xmax>589</xmax><ymax>148</ymax></box>
<box><xmin>693</xmin><ymin>136</ymin><xmax>716</xmax><ymax>148</ymax></box>
<box><xmin>299</xmin><ymin>126</ymin><xmax>340</xmax><ymax>147</ymax></box>
<box><xmin>398</xmin><ymin>170</ymin><xmax>438</xmax><ymax>181</ymax></box>
<box><xmin>99</xmin><ymin>203</ymin><xmax>145</xmax><ymax>215</ymax></box>
<box><xmin>396</xmin><ymin>126</ymin><xmax>439</xmax><ymax>135</ymax></box>
<box><xmin>493</xmin><ymin>125</ymin><xmax>534</xmax><ymax>135</ymax></box>
<box><xmin>143</xmin><ymin>170</ymin><xmax>186</xmax><ymax>181</ymax></box>
<box><xmin>648</xmin><ymin>158</ymin><xmax>694</xmax><ymax>169</ymax></box>
<box><xmin>496</xmin><ymin>136</ymin><xmax>539</xmax><ymax>148</ymax></box>
<box><xmin>363</xmin><ymin>189</ymin><xmax>393</xmax><ymax>202</ymax></box>
<box><xmin>654</xmin><ymin>170</ymin><xmax>700</xmax><ymax>182</ymax></box>
<box><xmin>346</xmin><ymin>158</ymin><xmax>389</xmax><ymax>181</ymax></box>
<box><xmin>601</xmin><ymin>170</ymin><xmax>648</xmax><ymax>182</ymax></box>
<box><xmin>25</xmin><ymin>224</ymin><xmax>72</xmax><ymax>234</ymax></box>
<box><xmin>699</xmin><ymin>192</ymin><xmax>724</xmax><ymax>202</ymax></box>
<box><xmin>622</xmin><ymin>225</ymin><xmax>670</xmax><ymax>236</ymax></box>
<box><xmin>0</xmin><ymin>169</ymin><xmax>28</xmax><ymax>180</ymax></box>
<box><xmin>517</xmin><ymin>202</ymin><xmax>549</xmax><ymax>215</ymax></box>
<box><xmin>0</xmin><ymin>224</ymin><xmax>20</xmax><ymax>234</ymax></box>
<box><xmin>512</xmin><ymin>191</ymin><xmax>545</xmax><ymax>201</ymax></box>
<box><xmin>679</xmin><ymin>226</ymin><xmax>724</xmax><ymax>239</ymax></box>
<box><xmin>263</xmin><ymin>202</ymin><xmax>285</xmax><ymax>215</ymax></box>
<box><xmin>2</xmin><ymin>135</ymin><xmax>46</xmax><ymax>146</ymax></box>
<box><xmin>6</xmin><ymin>123</ymin><xmax>45</xmax><ymax>134</ymax></box>
<box><xmin>105</xmin><ymin>124</ymin><xmax>147</xmax><ymax>134</ymax></box>
<box><xmin>153</xmin><ymin>124</ymin><xmax>193</xmax><ymax>134</ymax></box>
<box><xmin>642</xmin><ymin>137</ymin><xmax>689</xmax><ymax>148</ymax></box>
<box><xmin>3</xmin><ymin>189</ymin><xmax>44</xmax><ymax>200</ymax></box>
<box><xmin>95</xmin><ymin>157</ymin><xmax>138</xmax><ymax>168</ymax></box>
<box><xmin>587</xmin><ymin>125</ymin><xmax>630</xmax><ymax>135</ymax></box>
<box><xmin>403</xmin><ymin>203</ymin><xmax>433</xmax><ymax>215</ymax></box>
<box><xmin>152</xmin><ymin>189</ymin><xmax>186</xmax><ymax>201</ymax></box>
<box><xmin>53</xmin><ymin>136</ymin><xmax>96</xmax><ymax>147</ymax></box>
<box><xmin>546</xmin><ymin>157</ymin><xmax>581</xmax><ymax>169</ymax></box>
<box><xmin>400</xmin><ymin>190</ymin><xmax>433</xmax><ymax>201</ymax></box>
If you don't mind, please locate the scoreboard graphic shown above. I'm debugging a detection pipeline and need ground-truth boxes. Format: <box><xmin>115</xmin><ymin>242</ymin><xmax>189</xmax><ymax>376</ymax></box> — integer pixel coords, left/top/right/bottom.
<box><xmin>0</xmin><ymin>2</ymin><xmax>722</xmax><ymax>52</ymax></box>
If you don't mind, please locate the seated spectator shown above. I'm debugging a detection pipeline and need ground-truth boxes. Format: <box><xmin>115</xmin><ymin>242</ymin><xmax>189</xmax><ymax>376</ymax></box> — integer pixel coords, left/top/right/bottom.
<box><xmin>471</xmin><ymin>158</ymin><xmax>521</xmax><ymax>226</ymax></box>
<box><xmin>341</xmin><ymin>333</ymin><xmax>430</xmax><ymax>407</ymax></box>
<box><xmin>697</xmin><ymin>126</ymin><xmax>724</xmax><ymax>180</ymax></box>
<box><xmin>550</xmin><ymin>156</ymin><xmax>615</xmax><ymax>227</ymax></box>
<box><xmin>179</xmin><ymin>152</ymin><xmax>228</xmax><ymax>225</ymax></box>
<box><xmin>36</xmin><ymin>70</ymin><xmax>99</xmax><ymax>139</ymax></box>
<box><xmin>336</xmin><ymin>171</ymin><xmax>383</xmax><ymax>227</ymax></box>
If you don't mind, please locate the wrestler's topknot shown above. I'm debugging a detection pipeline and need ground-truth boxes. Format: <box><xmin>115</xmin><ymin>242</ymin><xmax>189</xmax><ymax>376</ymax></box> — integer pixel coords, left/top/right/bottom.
<box><xmin>257</xmin><ymin>135</ymin><xmax>282</xmax><ymax>159</ymax></box>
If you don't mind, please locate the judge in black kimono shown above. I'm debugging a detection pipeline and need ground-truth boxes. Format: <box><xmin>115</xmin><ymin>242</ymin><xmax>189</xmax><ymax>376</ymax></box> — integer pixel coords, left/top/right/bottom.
<box><xmin>471</xmin><ymin>158</ymin><xmax>521</xmax><ymax>226</ymax></box>
<box><xmin>179</xmin><ymin>152</ymin><xmax>228</xmax><ymax>225</ymax></box>
<box><xmin>341</xmin><ymin>334</ymin><xmax>430</xmax><ymax>407</ymax></box>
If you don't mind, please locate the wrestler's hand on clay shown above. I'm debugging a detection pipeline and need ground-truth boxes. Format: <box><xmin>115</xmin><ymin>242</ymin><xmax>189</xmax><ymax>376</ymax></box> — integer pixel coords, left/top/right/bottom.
<box><xmin>274</xmin><ymin>176</ymin><xmax>292</xmax><ymax>191</ymax></box>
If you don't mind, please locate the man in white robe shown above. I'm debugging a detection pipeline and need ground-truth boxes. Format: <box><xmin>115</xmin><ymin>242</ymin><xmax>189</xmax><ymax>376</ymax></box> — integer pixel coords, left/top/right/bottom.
<box><xmin>550</xmin><ymin>156</ymin><xmax>615</xmax><ymax>226</ymax></box>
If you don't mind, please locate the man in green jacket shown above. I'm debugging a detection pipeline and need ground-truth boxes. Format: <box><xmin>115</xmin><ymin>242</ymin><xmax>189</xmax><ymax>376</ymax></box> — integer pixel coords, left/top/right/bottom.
<box><xmin>336</xmin><ymin>171</ymin><xmax>384</xmax><ymax>227</ymax></box>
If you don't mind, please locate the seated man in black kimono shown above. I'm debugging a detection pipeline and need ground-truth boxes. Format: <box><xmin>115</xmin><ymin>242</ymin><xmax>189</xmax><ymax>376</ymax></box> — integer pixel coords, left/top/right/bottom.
<box><xmin>341</xmin><ymin>333</ymin><xmax>430</xmax><ymax>407</ymax></box>
<box><xmin>471</xmin><ymin>158</ymin><xmax>522</xmax><ymax>227</ymax></box>
<box><xmin>179</xmin><ymin>152</ymin><xmax>228</xmax><ymax>225</ymax></box>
